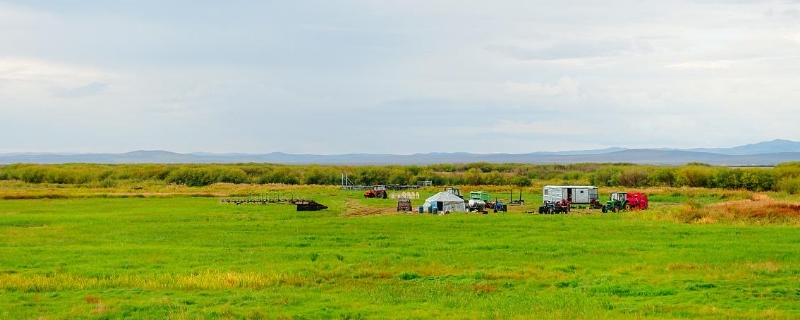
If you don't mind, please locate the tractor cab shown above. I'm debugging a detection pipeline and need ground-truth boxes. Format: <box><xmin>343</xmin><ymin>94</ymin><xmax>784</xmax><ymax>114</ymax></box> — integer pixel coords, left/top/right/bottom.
<box><xmin>610</xmin><ymin>192</ymin><xmax>627</xmax><ymax>202</ymax></box>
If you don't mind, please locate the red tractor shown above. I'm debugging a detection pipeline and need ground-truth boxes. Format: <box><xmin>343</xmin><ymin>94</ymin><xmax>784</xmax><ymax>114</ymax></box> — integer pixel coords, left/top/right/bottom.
<box><xmin>364</xmin><ymin>185</ymin><xmax>388</xmax><ymax>199</ymax></box>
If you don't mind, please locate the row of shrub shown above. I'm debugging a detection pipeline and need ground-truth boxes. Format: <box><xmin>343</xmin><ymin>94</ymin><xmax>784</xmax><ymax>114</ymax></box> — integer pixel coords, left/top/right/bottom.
<box><xmin>2</xmin><ymin>162</ymin><xmax>800</xmax><ymax>193</ymax></box>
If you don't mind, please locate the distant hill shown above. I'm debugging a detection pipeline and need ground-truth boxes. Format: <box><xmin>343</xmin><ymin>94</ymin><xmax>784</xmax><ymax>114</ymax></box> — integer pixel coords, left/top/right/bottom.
<box><xmin>686</xmin><ymin>139</ymin><xmax>800</xmax><ymax>155</ymax></box>
<box><xmin>2</xmin><ymin>140</ymin><xmax>800</xmax><ymax>166</ymax></box>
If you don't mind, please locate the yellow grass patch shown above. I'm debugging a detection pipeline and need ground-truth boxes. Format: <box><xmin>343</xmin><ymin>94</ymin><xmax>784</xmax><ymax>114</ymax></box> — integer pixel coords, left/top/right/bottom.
<box><xmin>680</xmin><ymin>193</ymin><xmax>800</xmax><ymax>224</ymax></box>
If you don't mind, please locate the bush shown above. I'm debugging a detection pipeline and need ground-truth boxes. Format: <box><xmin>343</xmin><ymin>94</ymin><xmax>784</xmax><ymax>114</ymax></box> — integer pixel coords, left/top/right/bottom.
<box><xmin>511</xmin><ymin>175</ymin><xmax>532</xmax><ymax>187</ymax></box>
<box><xmin>676</xmin><ymin>167</ymin><xmax>712</xmax><ymax>188</ymax></box>
<box><xmin>166</xmin><ymin>168</ymin><xmax>215</xmax><ymax>187</ymax></box>
<box><xmin>216</xmin><ymin>168</ymin><xmax>248</xmax><ymax>184</ymax></box>
<box><xmin>777</xmin><ymin>177</ymin><xmax>800</xmax><ymax>194</ymax></box>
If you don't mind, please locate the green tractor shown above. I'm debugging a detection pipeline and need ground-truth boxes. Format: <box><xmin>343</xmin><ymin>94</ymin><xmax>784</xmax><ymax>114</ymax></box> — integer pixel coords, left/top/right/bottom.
<box><xmin>601</xmin><ymin>192</ymin><xmax>629</xmax><ymax>213</ymax></box>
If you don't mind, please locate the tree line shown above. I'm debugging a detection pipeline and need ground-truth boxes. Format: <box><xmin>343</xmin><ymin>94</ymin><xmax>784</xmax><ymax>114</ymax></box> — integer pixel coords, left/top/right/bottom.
<box><xmin>1</xmin><ymin>162</ymin><xmax>800</xmax><ymax>193</ymax></box>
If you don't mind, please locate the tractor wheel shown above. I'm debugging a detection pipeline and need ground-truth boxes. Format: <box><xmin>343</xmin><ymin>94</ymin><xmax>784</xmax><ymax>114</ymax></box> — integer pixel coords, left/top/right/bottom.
<box><xmin>624</xmin><ymin>204</ymin><xmax>631</xmax><ymax>211</ymax></box>
<box><xmin>611</xmin><ymin>206</ymin><xmax>617</xmax><ymax>213</ymax></box>
<box><xmin>602</xmin><ymin>206</ymin><xmax>608</xmax><ymax>213</ymax></box>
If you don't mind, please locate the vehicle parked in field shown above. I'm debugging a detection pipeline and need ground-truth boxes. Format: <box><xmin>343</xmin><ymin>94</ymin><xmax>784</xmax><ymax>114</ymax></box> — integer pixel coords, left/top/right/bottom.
<box><xmin>396</xmin><ymin>197</ymin><xmax>413</xmax><ymax>212</ymax></box>
<box><xmin>364</xmin><ymin>185</ymin><xmax>388</xmax><ymax>199</ymax></box>
<box><xmin>601</xmin><ymin>192</ymin><xmax>649</xmax><ymax>213</ymax></box>
<box><xmin>492</xmin><ymin>201</ymin><xmax>507</xmax><ymax>213</ymax></box>
<box><xmin>467</xmin><ymin>191</ymin><xmax>491</xmax><ymax>213</ymax></box>
<box><xmin>538</xmin><ymin>199</ymin><xmax>570</xmax><ymax>214</ymax></box>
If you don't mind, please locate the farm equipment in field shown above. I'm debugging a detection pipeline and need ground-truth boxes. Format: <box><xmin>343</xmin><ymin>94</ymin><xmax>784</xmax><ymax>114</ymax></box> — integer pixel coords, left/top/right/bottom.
<box><xmin>491</xmin><ymin>200</ymin><xmax>507</xmax><ymax>213</ymax></box>
<box><xmin>601</xmin><ymin>192</ymin><xmax>649</xmax><ymax>213</ymax></box>
<box><xmin>467</xmin><ymin>191</ymin><xmax>491</xmax><ymax>213</ymax></box>
<box><xmin>397</xmin><ymin>197</ymin><xmax>413</xmax><ymax>212</ymax></box>
<box><xmin>538</xmin><ymin>199</ymin><xmax>570</xmax><ymax>214</ymax></box>
<box><xmin>294</xmin><ymin>200</ymin><xmax>328</xmax><ymax>211</ymax></box>
<box><xmin>508</xmin><ymin>190</ymin><xmax>525</xmax><ymax>205</ymax></box>
<box><xmin>626</xmin><ymin>192</ymin><xmax>648</xmax><ymax>210</ymax></box>
<box><xmin>602</xmin><ymin>192</ymin><xmax>627</xmax><ymax>213</ymax></box>
<box><xmin>364</xmin><ymin>185</ymin><xmax>388</xmax><ymax>199</ymax></box>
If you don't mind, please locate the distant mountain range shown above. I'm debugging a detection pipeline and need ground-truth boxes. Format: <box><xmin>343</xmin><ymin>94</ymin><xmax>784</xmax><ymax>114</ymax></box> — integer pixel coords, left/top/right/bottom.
<box><xmin>2</xmin><ymin>139</ymin><xmax>800</xmax><ymax>166</ymax></box>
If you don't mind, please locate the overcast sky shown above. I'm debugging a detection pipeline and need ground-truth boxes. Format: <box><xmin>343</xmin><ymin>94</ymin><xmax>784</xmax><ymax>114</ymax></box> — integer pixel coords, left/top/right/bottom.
<box><xmin>1</xmin><ymin>0</ymin><xmax>799</xmax><ymax>154</ymax></box>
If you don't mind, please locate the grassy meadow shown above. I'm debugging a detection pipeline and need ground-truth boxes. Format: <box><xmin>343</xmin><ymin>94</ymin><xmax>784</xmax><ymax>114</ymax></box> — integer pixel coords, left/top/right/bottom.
<box><xmin>1</xmin><ymin>181</ymin><xmax>799</xmax><ymax>319</ymax></box>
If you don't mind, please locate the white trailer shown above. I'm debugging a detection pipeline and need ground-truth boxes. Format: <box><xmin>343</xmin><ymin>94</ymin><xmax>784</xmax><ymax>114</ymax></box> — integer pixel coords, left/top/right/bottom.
<box><xmin>542</xmin><ymin>185</ymin><xmax>600</xmax><ymax>206</ymax></box>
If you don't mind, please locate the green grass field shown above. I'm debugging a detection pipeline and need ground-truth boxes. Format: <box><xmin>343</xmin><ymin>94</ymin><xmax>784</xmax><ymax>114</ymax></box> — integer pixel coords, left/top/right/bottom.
<box><xmin>1</xmin><ymin>184</ymin><xmax>799</xmax><ymax>319</ymax></box>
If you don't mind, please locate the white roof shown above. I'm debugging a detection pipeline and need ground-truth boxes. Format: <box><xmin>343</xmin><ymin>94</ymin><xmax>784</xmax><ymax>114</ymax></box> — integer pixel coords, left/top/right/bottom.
<box><xmin>424</xmin><ymin>191</ymin><xmax>465</xmax><ymax>203</ymax></box>
<box><xmin>543</xmin><ymin>185</ymin><xmax>598</xmax><ymax>189</ymax></box>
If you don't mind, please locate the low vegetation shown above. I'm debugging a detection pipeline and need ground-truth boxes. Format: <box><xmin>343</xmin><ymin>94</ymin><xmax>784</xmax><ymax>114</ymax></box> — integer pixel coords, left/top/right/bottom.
<box><xmin>1</xmin><ymin>179</ymin><xmax>799</xmax><ymax>318</ymax></box>
<box><xmin>2</xmin><ymin>162</ymin><xmax>800</xmax><ymax>192</ymax></box>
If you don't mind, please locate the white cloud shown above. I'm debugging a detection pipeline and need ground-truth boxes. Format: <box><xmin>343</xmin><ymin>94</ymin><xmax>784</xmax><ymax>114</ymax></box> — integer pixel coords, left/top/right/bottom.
<box><xmin>486</xmin><ymin>119</ymin><xmax>599</xmax><ymax>136</ymax></box>
<box><xmin>666</xmin><ymin>61</ymin><xmax>733</xmax><ymax>69</ymax></box>
<box><xmin>1</xmin><ymin>0</ymin><xmax>799</xmax><ymax>153</ymax></box>
<box><xmin>0</xmin><ymin>57</ymin><xmax>106</xmax><ymax>85</ymax></box>
<box><xmin>0</xmin><ymin>57</ymin><xmax>115</xmax><ymax>116</ymax></box>
<box><xmin>785</xmin><ymin>34</ymin><xmax>800</xmax><ymax>44</ymax></box>
<box><xmin>505</xmin><ymin>76</ymin><xmax>578</xmax><ymax>97</ymax></box>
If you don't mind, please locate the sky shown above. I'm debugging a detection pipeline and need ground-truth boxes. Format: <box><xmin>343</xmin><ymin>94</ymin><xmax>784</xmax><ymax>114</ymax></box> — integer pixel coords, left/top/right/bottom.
<box><xmin>1</xmin><ymin>0</ymin><xmax>800</xmax><ymax>154</ymax></box>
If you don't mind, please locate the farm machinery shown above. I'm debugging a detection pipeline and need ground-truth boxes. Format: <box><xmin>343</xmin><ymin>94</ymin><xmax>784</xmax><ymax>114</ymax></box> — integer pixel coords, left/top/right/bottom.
<box><xmin>466</xmin><ymin>191</ymin><xmax>507</xmax><ymax>213</ymax></box>
<box><xmin>467</xmin><ymin>191</ymin><xmax>490</xmax><ymax>212</ymax></box>
<box><xmin>396</xmin><ymin>197</ymin><xmax>413</xmax><ymax>212</ymax></box>
<box><xmin>601</xmin><ymin>192</ymin><xmax>649</xmax><ymax>213</ymax></box>
<box><xmin>538</xmin><ymin>199</ymin><xmax>571</xmax><ymax>214</ymax></box>
<box><xmin>508</xmin><ymin>189</ymin><xmax>525</xmax><ymax>205</ymax></box>
<box><xmin>220</xmin><ymin>193</ymin><xmax>328</xmax><ymax>211</ymax></box>
<box><xmin>364</xmin><ymin>185</ymin><xmax>388</xmax><ymax>199</ymax></box>
<box><xmin>295</xmin><ymin>200</ymin><xmax>328</xmax><ymax>211</ymax></box>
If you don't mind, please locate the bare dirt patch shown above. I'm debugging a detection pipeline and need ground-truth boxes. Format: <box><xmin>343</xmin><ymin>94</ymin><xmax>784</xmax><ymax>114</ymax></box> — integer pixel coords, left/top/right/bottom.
<box><xmin>340</xmin><ymin>199</ymin><xmax>402</xmax><ymax>217</ymax></box>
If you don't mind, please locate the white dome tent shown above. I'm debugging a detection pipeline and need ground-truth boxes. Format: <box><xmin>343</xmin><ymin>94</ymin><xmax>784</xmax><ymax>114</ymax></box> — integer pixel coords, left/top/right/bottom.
<box><xmin>423</xmin><ymin>191</ymin><xmax>467</xmax><ymax>213</ymax></box>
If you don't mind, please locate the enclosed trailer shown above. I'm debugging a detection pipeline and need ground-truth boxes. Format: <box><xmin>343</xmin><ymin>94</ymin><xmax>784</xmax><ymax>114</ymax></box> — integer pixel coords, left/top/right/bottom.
<box><xmin>542</xmin><ymin>185</ymin><xmax>600</xmax><ymax>206</ymax></box>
